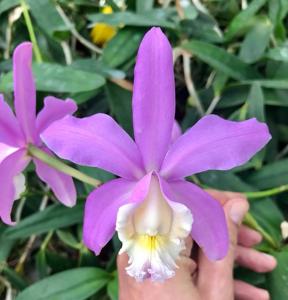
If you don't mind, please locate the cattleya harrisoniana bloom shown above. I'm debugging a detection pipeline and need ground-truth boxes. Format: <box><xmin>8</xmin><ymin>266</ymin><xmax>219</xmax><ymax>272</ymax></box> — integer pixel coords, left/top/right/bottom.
<box><xmin>43</xmin><ymin>28</ymin><xmax>271</xmax><ymax>281</ymax></box>
<box><xmin>0</xmin><ymin>42</ymin><xmax>77</xmax><ymax>225</ymax></box>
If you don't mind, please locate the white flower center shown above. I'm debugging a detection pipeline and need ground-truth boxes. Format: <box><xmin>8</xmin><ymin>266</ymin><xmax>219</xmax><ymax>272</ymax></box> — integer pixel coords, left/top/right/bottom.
<box><xmin>116</xmin><ymin>176</ymin><xmax>193</xmax><ymax>282</ymax></box>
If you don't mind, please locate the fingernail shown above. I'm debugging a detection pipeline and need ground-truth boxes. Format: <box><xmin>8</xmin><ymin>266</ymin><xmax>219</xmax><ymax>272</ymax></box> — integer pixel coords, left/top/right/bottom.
<box><xmin>262</xmin><ymin>253</ymin><xmax>277</xmax><ymax>268</ymax></box>
<box><xmin>259</xmin><ymin>289</ymin><xmax>270</xmax><ymax>300</ymax></box>
<box><xmin>229</xmin><ymin>200</ymin><xmax>248</xmax><ymax>225</ymax></box>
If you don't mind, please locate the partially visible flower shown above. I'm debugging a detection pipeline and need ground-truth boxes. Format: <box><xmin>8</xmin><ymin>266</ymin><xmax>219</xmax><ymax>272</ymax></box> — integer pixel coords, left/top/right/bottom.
<box><xmin>43</xmin><ymin>28</ymin><xmax>271</xmax><ymax>281</ymax></box>
<box><xmin>90</xmin><ymin>6</ymin><xmax>116</xmax><ymax>46</ymax></box>
<box><xmin>281</xmin><ymin>221</ymin><xmax>288</xmax><ymax>240</ymax></box>
<box><xmin>0</xmin><ymin>42</ymin><xmax>77</xmax><ymax>225</ymax></box>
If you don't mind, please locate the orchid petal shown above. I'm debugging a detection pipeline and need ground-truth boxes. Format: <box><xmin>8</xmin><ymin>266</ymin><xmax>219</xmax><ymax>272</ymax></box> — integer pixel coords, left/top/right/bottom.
<box><xmin>0</xmin><ymin>143</ymin><xmax>17</xmax><ymax>164</ymax></box>
<box><xmin>84</xmin><ymin>173</ymin><xmax>152</xmax><ymax>254</ymax></box>
<box><xmin>42</xmin><ymin>114</ymin><xmax>144</xmax><ymax>179</ymax></box>
<box><xmin>0</xmin><ymin>149</ymin><xmax>30</xmax><ymax>225</ymax></box>
<box><xmin>33</xmin><ymin>147</ymin><xmax>76</xmax><ymax>207</ymax></box>
<box><xmin>171</xmin><ymin>121</ymin><xmax>182</xmax><ymax>143</ymax></box>
<box><xmin>37</xmin><ymin>96</ymin><xmax>77</xmax><ymax>134</ymax></box>
<box><xmin>160</xmin><ymin>178</ymin><xmax>229</xmax><ymax>260</ymax></box>
<box><xmin>13</xmin><ymin>42</ymin><xmax>37</xmax><ymax>143</ymax></box>
<box><xmin>0</xmin><ymin>95</ymin><xmax>24</xmax><ymax>147</ymax></box>
<box><xmin>161</xmin><ymin>115</ymin><xmax>271</xmax><ymax>179</ymax></box>
<box><xmin>133</xmin><ymin>27</ymin><xmax>175</xmax><ymax>172</ymax></box>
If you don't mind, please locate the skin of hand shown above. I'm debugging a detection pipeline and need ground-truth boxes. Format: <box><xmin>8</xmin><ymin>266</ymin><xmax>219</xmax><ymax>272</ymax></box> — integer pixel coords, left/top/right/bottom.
<box><xmin>117</xmin><ymin>190</ymin><xmax>277</xmax><ymax>300</ymax></box>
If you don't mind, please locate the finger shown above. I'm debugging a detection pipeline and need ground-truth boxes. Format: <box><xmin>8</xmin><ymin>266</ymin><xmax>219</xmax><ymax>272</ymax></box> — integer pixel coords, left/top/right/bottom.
<box><xmin>238</xmin><ymin>225</ymin><xmax>262</xmax><ymax>247</ymax></box>
<box><xmin>234</xmin><ymin>280</ymin><xmax>270</xmax><ymax>300</ymax></box>
<box><xmin>180</xmin><ymin>236</ymin><xmax>193</xmax><ymax>257</ymax></box>
<box><xmin>117</xmin><ymin>253</ymin><xmax>200</xmax><ymax>300</ymax></box>
<box><xmin>206</xmin><ymin>189</ymin><xmax>245</xmax><ymax>206</ymax></box>
<box><xmin>236</xmin><ymin>246</ymin><xmax>277</xmax><ymax>273</ymax></box>
<box><xmin>197</xmin><ymin>195</ymin><xmax>249</xmax><ymax>300</ymax></box>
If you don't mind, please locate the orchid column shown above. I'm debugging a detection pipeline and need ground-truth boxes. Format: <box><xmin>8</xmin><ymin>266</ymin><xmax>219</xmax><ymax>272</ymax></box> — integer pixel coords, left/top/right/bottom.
<box><xmin>43</xmin><ymin>28</ymin><xmax>271</xmax><ymax>281</ymax></box>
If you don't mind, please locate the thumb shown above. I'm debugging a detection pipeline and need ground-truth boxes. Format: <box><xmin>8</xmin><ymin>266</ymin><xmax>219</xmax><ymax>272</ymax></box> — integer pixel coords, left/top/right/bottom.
<box><xmin>197</xmin><ymin>192</ymin><xmax>249</xmax><ymax>300</ymax></box>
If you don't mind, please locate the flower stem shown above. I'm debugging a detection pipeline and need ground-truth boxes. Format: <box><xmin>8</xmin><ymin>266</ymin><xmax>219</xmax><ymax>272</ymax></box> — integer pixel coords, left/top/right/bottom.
<box><xmin>28</xmin><ymin>145</ymin><xmax>100</xmax><ymax>187</ymax></box>
<box><xmin>244</xmin><ymin>184</ymin><xmax>288</xmax><ymax>199</ymax></box>
<box><xmin>244</xmin><ymin>212</ymin><xmax>279</xmax><ymax>249</ymax></box>
<box><xmin>20</xmin><ymin>0</ymin><xmax>43</xmax><ymax>63</ymax></box>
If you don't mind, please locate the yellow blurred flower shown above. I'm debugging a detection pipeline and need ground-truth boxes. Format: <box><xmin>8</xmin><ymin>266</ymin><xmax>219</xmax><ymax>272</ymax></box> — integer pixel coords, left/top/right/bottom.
<box><xmin>90</xmin><ymin>6</ymin><xmax>117</xmax><ymax>46</ymax></box>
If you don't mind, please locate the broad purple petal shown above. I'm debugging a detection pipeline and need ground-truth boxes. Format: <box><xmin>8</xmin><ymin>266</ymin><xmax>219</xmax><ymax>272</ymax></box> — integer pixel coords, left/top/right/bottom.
<box><xmin>161</xmin><ymin>115</ymin><xmax>271</xmax><ymax>179</ymax></box>
<box><xmin>171</xmin><ymin>121</ymin><xmax>182</xmax><ymax>143</ymax></box>
<box><xmin>133</xmin><ymin>27</ymin><xmax>175</xmax><ymax>172</ymax></box>
<box><xmin>13</xmin><ymin>42</ymin><xmax>37</xmax><ymax>143</ymax></box>
<box><xmin>0</xmin><ymin>95</ymin><xmax>24</xmax><ymax>147</ymax></box>
<box><xmin>37</xmin><ymin>96</ymin><xmax>77</xmax><ymax>134</ymax></box>
<box><xmin>160</xmin><ymin>178</ymin><xmax>229</xmax><ymax>260</ymax></box>
<box><xmin>83</xmin><ymin>174</ymin><xmax>152</xmax><ymax>254</ymax></box>
<box><xmin>0</xmin><ymin>143</ymin><xmax>17</xmax><ymax>164</ymax></box>
<box><xmin>33</xmin><ymin>147</ymin><xmax>76</xmax><ymax>207</ymax></box>
<box><xmin>42</xmin><ymin>114</ymin><xmax>144</xmax><ymax>179</ymax></box>
<box><xmin>0</xmin><ymin>149</ymin><xmax>30</xmax><ymax>225</ymax></box>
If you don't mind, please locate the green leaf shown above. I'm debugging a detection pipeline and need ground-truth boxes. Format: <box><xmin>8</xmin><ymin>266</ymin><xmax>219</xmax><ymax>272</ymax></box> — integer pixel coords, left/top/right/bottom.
<box><xmin>235</xmin><ymin>267</ymin><xmax>266</xmax><ymax>286</ymax></box>
<box><xmin>107</xmin><ymin>275</ymin><xmax>118</xmax><ymax>300</ymax></box>
<box><xmin>2</xmin><ymin>267</ymin><xmax>28</xmax><ymax>290</ymax></box>
<box><xmin>0</xmin><ymin>225</ymin><xmax>15</xmax><ymax>261</ymax></box>
<box><xmin>102</xmin><ymin>28</ymin><xmax>143</xmax><ymax>68</ymax></box>
<box><xmin>87</xmin><ymin>10</ymin><xmax>175</xmax><ymax>28</ymax></box>
<box><xmin>267</xmin><ymin>44</ymin><xmax>288</xmax><ymax>62</ymax></box>
<box><xmin>71</xmin><ymin>59</ymin><xmax>125</xmax><ymax>79</ymax></box>
<box><xmin>0</xmin><ymin>63</ymin><xmax>106</xmax><ymax>93</ymax></box>
<box><xmin>216</xmin><ymin>84</ymin><xmax>288</xmax><ymax>108</ymax></box>
<box><xmin>136</xmin><ymin>0</ymin><xmax>154</xmax><ymax>13</ymax></box>
<box><xmin>198</xmin><ymin>171</ymin><xmax>254</xmax><ymax>192</ymax></box>
<box><xmin>0</xmin><ymin>0</ymin><xmax>19</xmax><ymax>15</ymax></box>
<box><xmin>36</xmin><ymin>249</ymin><xmax>49</xmax><ymax>279</ymax></box>
<box><xmin>246</xmin><ymin>83</ymin><xmax>266</xmax><ymax>168</ymax></box>
<box><xmin>56</xmin><ymin>230</ymin><xmax>81</xmax><ymax>250</ymax></box>
<box><xmin>182</xmin><ymin>4</ymin><xmax>198</xmax><ymax>20</ymax></box>
<box><xmin>247</xmin><ymin>79</ymin><xmax>288</xmax><ymax>89</ymax></box>
<box><xmin>182</xmin><ymin>40</ymin><xmax>260</xmax><ymax>80</ymax></box>
<box><xmin>225</xmin><ymin>0</ymin><xmax>267</xmax><ymax>40</ymax></box>
<box><xmin>247</xmin><ymin>83</ymin><xmax>265</xmax><ymax>121</ymax></box>
<box><xmin>4</xmin><ymin>204</ymin><xmax>83</xmax><ymax>240</ymax></box>
<box><xmin>267</xmin><ymin>251</ymin><xmax>288</xmax><ymax>299</ymax></box>
<box><xmin>16</xmin><ymin>268</ymin><xmax>110</xmax><ymax>300</ymax></box>
<box><xmin>26</xmin><ymin>0</ymin><xmax>68</xmax><ymax>38</ymax></box>
<box><xmin>250</xmin><ymin>198</ymin><xmax>283</xmax><ymax>241</ymax></box>
<box><xmin>247</xmin><ymin>158</ymin><xmax>288</xmax><ymax>189</ymax></box>
<box><xmin>105</xmin><ymin>82</ymin><xmax>133</xmax><ymax>135</ymax></box>
<box><xmin>181</xmin><ymin>13</ymin><xmax>223</xmax><ymax>43</ymax></box>
<box><xmin>239</xmin><ymin>18</ymin><xmax>273</xmax><ymax>63</ymax></box>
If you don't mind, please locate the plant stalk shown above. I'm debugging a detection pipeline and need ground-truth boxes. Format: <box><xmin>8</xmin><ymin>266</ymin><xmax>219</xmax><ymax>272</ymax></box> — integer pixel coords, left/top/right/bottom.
<box><xmin>28</xmin><ymin>145</ymin><xmax>100</xmax><ymax>187</ymax></box>
<box><xmin>20</xmin><ymin>0</ymin><xmax>43</xmax><ymax>63</ymax></box>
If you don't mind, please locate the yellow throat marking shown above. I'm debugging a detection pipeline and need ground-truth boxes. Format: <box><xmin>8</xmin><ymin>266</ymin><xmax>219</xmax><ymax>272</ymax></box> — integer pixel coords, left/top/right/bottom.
<box><xmin>137</xmin><ymin>235</ymin><xmax>165</xmax><ymax>251</ymax></box>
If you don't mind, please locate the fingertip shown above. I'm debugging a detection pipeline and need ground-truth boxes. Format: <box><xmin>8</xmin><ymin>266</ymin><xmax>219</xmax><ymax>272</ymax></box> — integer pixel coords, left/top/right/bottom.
<box><xmin>226</xmin><ymin>198</ymin><xmax>249</xmax><ymax>225</ymax></box>
<box><xmin>234</xmin><ymin>280</ymin><xmax>270</xmax><ymax>300</ymax></box>
<box><xmin>262</xmin><ymin>253</ymin><xmax>277</xmax><ymax>270</ymax></box>
<box><xmin>117</xmin><ymin>252</ymin><xmax>129</xmax><ymax>270</ymax></box>
<box><xmin>238</xmin><ymin>225</ymin><xmax>263</xmax><ymax>247</ymax></box>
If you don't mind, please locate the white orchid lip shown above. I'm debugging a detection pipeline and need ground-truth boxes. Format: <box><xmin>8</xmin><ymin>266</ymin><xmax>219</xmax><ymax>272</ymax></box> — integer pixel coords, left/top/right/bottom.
<box><xmin>116</xmin><ymin>175</ymin><xmax>193</xmax><ymax>282</ymax></box>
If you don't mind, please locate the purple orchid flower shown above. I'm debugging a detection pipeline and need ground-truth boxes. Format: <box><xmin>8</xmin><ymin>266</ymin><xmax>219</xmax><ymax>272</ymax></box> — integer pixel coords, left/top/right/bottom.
<box><xmin>0</xmin><ymin>42</ymin><xmax>77</xmax><ymax>225</ymax></box>
<box><xmin>42</xmin><ymin>28</ymin><xmax>271</xmax><ymax>281</ymax></box>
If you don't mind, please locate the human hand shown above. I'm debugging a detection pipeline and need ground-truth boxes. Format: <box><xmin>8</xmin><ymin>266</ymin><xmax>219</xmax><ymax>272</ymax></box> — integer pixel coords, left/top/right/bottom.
<box><xmin>117</xmin><ymin>190</ymin><xmax>277</xmax><ymax>300</ymax></box>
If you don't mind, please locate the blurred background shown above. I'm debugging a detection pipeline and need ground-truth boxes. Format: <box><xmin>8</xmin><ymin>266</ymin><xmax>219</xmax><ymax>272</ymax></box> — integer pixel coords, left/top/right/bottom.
<box><xmin>0</xmin><ymin>0</ymin><xmax>288</xmax><ymax>299</ymax></box>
